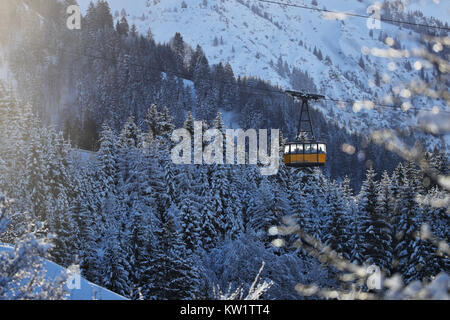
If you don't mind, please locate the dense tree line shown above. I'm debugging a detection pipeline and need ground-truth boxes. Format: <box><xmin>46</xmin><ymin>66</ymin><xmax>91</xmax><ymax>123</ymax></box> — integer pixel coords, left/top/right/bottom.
<box><xmin>1</xmin><ymin>0</ymin><xmax>412</xmax><ymax>191</ymax></box>
<box><xmin>0</xmin><ymin>84</ymin><xmax>448</xmax><ymax>298</ymax></box>
<box><xmin>0</xmin><ymin>0</ymin><xmax>448</xmax><ymax>299</ymax></box>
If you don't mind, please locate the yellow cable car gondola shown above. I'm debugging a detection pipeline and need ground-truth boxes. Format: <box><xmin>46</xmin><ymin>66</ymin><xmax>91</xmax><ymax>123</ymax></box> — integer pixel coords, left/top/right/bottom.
<box><xmin>284</xmin><ymin>90</ymin><xmax>327</xmax><ymax>167</ymax></box>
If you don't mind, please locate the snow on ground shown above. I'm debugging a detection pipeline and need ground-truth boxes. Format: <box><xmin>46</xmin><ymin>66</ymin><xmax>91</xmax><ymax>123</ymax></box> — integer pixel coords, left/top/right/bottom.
<box><xmin>406</xmin><ymin>0</ymin><xmax>450</xmax><ymax>24</ymax></box>
<box><xmin>76</xmin><ymin>0</ymin><xmax>448</xmax><ymax>88</ymax></box>
<box><xmin>0</xmin><ymin>244</ymin><xmax>127</xmax><ymax>300</ymax></box>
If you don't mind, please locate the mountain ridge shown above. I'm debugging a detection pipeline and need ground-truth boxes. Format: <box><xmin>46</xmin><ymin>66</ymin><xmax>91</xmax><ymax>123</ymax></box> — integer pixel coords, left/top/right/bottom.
<box><xmin>77</xmin><ymin>0</ymin><xmax>450</xmax><ymax>150</ymax></box>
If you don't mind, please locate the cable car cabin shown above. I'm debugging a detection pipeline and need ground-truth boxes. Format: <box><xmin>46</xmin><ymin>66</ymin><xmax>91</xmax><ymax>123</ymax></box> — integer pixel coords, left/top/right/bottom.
<box><xmin>284</xmin><ymin>142</ymin><xmax>326</xmax><ymax>167</ymax></box>
<box><xmin>283</xmin><ymin>90</ymin><xmax>327</xmax><ymax>167</ymax></box>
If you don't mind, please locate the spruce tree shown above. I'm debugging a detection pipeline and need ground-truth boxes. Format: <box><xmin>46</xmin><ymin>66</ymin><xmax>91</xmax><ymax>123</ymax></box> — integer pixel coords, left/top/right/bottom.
<box><xmin>179</xmin><ymin>197</ymin><xmax>203</xmax><ymax>254</ymax></box>
<box><xmin>392</xmin><ymin>165</ymin><xmax>422</xmax><ymax>283</ymax></box>
<box><xmin>143</xmin><ymin>200</ymin><xmax>201</xmax><ymax>299</ymax></box>
<box><xmin>144</xmin><ymin>104</ymin><xmax>162</xmax><ymax>141</ymax></box>
<box><xmin>101</xmin><ymin>209</ymin><xmax>131</xmax><ymax>297</ymax></box>
<box><xmin>97</xmin><ymin>124</ymin><xmax>119</xmax><ymax>198</ymax></box>
<box><xmin>323</xmin><ymin>184</ymin><xmax>353</xmax><ymax>260</ymax></box>
<box><xmin>357</xmin><ymin>169</ymin><xmax>393</xmax><ymax>272</ymax></box>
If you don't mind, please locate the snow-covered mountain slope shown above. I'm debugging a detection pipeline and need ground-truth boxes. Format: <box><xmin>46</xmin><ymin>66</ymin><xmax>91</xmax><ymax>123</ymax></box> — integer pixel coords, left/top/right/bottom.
<box><xmin>78</xmin><ymin>0</ymin><xmax>450</xmax><ymax>149</ymax></box>
<box><xmin>407</xmin><ymin>0</ymin><xmax>450</xmax><ymax>23</ymax></box>
<box><xmin>0</xmin><ymin>244</ymin><xmax>127</xmax><ymax>300</ymax></box>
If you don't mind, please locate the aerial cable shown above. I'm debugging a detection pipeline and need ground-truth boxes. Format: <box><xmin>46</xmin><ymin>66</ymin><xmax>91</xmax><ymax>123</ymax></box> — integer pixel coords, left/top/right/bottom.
<box><xmin>8</xmin><ymin>39</ymin><xmax>450</xmax><ymax>114</ymax></box>
<box><xmin>255</xmin><ymin>0</ymin><xmax>450</xmax><ymax>31</ymax></box>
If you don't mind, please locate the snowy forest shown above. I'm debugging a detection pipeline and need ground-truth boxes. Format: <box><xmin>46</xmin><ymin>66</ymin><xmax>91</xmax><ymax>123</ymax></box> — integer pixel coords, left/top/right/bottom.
<box><xmin>0</xmin><ymin>0</ymin><xmax>449</xmax><ymax>300</ymax></box>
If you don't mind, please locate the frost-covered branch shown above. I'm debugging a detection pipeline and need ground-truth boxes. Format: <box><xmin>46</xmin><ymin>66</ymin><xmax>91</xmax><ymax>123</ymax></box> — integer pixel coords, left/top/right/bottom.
<box><xmin>212</xmin><ymin>262</ymin><xmax>274</xmax><ymax>300</ymax></box>
<box><xmin>0</xmin><ymin>194</ymin><xmax>67</xmax><ymax>300</ymax></box>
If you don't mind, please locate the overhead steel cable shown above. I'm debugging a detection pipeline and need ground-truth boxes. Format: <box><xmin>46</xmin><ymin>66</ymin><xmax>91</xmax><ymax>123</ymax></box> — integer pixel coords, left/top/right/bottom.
<box><xmin>322</xmin><ymin>97</ymin><xmax>448</xmax><ymax>114</ymax></box>
<box><xmin>255</xmin><ymin>0</ymin><xmax>450</xmax><ymax>31</ymax></box>
<box><xmin>59</xmin><ymin>44</ymin><xmax>450</xmax><ymax>113</ymax></box>
<box><xmin>9</xmin><ymin>39</ymin><xmax>450</xmax><ymax>114</ymax></box>
<box><xmin>11</xmin><ymin>1</ymin><xmax>449</xmax><ymax>114</ymax></box>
